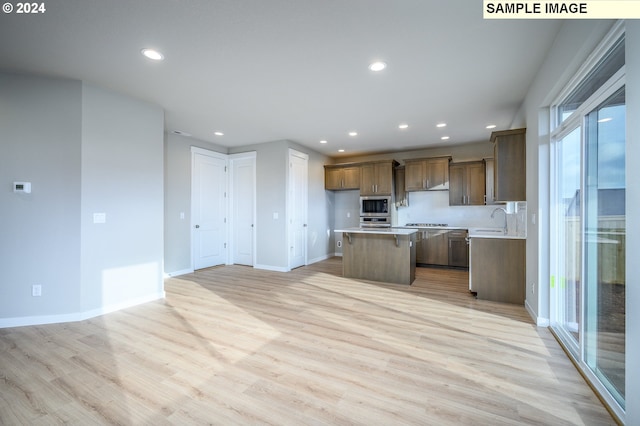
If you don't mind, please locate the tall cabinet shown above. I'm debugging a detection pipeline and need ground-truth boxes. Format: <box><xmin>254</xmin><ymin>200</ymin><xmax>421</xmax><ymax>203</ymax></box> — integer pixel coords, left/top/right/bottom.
<box><xmin>491</xmin><ymin>128</ymin><xmax>526</xmax><ymax>201</ymax></box>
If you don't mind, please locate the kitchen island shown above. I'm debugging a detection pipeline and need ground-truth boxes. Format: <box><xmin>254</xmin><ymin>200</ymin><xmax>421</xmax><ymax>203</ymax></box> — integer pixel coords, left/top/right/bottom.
<box><xmin>334</xmin><ymin>227</ymin><xmax>417</xmax><ymax>285</ymax></box>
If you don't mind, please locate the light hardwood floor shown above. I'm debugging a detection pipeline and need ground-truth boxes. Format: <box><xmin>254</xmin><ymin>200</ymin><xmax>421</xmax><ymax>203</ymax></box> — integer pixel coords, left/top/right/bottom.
<box><xmin>0</xmin><ymin>258</ymin><xmax>615</xmax><ymax>425</ymax></box>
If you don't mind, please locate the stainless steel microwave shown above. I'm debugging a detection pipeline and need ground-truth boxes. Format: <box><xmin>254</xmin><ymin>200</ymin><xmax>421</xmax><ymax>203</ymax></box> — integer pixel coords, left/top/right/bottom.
<box><xmin>360</xmin><ymin>196</ymin><xmax>391</xmax><ymax>217</ymax></box>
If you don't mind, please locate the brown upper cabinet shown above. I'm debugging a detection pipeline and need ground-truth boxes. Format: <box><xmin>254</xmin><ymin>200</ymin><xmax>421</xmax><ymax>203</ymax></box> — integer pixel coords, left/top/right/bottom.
<box><xmin>324</xmin><ymin>164</ymin><xmax>360</xmax><ymax>190</ymax></box>
<box><xmin>491</xmin><ymin>128</ymin><xmax>526</xmax><ymax>201</ymax></box>
<box><xmin>404</xmin><ymin>156</ymin><xmax>451</xmax><ymax>191</ymax></box>
<box><xmin>449</xmin><ymin>161</ymin><xmax>486</xmax><ymax>206</ymax></box>
<box><xmin>360</xmin><ymin>160</ymin><xmax>397</xmax><ymax>195</ymax></box>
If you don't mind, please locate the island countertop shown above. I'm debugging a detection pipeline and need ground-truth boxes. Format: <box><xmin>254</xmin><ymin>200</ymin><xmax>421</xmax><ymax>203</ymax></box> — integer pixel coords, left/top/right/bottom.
<box><xmin>334</xmin><ymin>227</ymin><xmax>418</xmax><ymax>235</ymax></box>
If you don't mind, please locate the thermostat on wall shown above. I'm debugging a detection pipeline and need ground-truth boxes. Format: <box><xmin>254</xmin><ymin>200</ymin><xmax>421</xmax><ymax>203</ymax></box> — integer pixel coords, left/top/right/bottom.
<box><xmin>13</xmin><ymin>182</ymin><xmax>31</xmax><ymax>193</ymax></box>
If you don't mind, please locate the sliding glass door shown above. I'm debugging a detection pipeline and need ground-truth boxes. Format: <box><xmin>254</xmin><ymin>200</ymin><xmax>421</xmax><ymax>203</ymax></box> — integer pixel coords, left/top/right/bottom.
<box><xmin>584</xmin><ymin>87</ymin><xmax>626</xmax><ymax>404</ymax></box>
<box><xmin>550</xmin><ymin>29</ymin><xmax>626</xmax><ymax>414</ymax></box>
<box><xmin>552</xmin><ymin>127</ymin><xmax>582</xmax><ymax>352</ymax></box>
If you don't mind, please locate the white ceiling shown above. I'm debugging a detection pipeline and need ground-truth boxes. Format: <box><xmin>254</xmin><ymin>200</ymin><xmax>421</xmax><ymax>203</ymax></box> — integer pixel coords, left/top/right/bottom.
<box><xmin>0</xmin><ymin>1</ymin><xmax>562</xmax><ymax>157</ymax></box>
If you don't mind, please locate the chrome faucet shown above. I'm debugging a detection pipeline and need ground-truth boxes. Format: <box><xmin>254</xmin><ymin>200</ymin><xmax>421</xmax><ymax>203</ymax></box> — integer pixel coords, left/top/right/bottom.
<box><xmin>491</xmin><ymin>207</ymin><xmax>508</xmax><ymax>234</ymax></box>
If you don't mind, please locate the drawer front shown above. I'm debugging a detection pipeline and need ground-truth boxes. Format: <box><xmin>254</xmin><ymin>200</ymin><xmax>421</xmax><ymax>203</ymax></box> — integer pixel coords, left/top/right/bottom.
<box><xmin>448</xmin><ymin>230</ymin><xmax>468</xmax><ymax>239</ymax></box>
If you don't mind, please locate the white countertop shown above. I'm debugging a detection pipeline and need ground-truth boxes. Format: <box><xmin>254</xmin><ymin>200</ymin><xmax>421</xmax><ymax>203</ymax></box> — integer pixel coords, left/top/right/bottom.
<box><xmin>334</xmin><ymin>227</ymin><xmax>524</xmax><ymax>238</ymax></box>
<box><xmin>400</xmin><ymin>225</ymin><xmax>468</xmax><ymax>231</ymax></box>
<box><xmin>334</xmin><ymin>227</ymin><xmax>418</xmax><ymax>235</ymax></box>
<box><xmin>468</xmin><ymin>227</ymin><xmax>526</xmax><ymax>239</ymax></box>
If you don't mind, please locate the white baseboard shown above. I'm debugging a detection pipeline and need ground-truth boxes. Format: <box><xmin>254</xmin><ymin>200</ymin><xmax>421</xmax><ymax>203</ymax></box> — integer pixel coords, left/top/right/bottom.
<box><xmin>334</xmin><ymin>252</ymin><xmax>343</xmax><ymax>257</ymax></box>
<box><xmin>307</xmin><ymin>254</ymin><xmax>331</xmax><ymax>265</ymax></box>
<box><xmin>254</xmin><ymin>264</ymin><xmax>289</xmax><ymax>272</ymax></box>
<box><xmin>164</xmin><ymin>268</ymin><xmax>194</xmax><ymax>278</ymax></box>
<box><xmin>0</xmin><ymin>291</ymin><xmax>166</xmax><ymax>329</ymax></box>
<box><xmin>525</xmin><ymin>299</ymin><xmax>550</xmax><ymax>327</ymax></box>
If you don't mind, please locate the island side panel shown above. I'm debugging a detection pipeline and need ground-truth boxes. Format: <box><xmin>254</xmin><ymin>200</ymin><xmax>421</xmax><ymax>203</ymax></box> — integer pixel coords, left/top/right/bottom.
<box><xmin>342</xmin><ymin>232</ymin><xmax>416</xmax><ymax>285</ymax></box>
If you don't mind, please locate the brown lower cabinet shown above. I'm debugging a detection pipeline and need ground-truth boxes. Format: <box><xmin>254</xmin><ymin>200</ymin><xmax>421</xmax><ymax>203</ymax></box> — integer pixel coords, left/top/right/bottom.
<box><xmin>470</xmin><ymin>237</ymin><xmax>525</xmax><ymax>304</ymax></box>
<box><xmin>416</xmin><ymin>230</ymin><xmax>448</xmax><ymax>266</ymax></box>
<box><xmin>416</xmin><ymin>229</ymin><xmax>468</xmax><ymax>268</ymax></box>
<box><xmin>448</xmin><ymin>230</ymin><xmax>469</xmax><ymax>268</ymax></box>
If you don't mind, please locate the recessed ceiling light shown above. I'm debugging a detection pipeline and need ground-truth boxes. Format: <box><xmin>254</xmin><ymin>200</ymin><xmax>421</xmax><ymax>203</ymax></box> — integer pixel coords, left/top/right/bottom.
<box><xmin>441</xmin><ymin>136</ymin><xmax>450</xmax><ymax>140</ymax></box>
<box><xmin>348</xmin><ymin>131</ymin><xmax>358</xmax><ymax>137</ymax></box>
<box><xmin>486</xmin><ymin>124</ymin><xmax>497</xmax><ymax>129</ymax></box>
<box><xmin>436</xmin><ymin>123</ymin><xmax>447</xmax><ymax>128</ymax></box>
<box><xmin>398</xmin><ymin>124</ymin><xmax>409</xmax><ymax>129</ymax></box>
<box><xmin>368</xmin><ymin>61</ymin><xmax>387</xmax><ymax>72</ymax></box>
<box><xmin>172</xmin><ymin>130</ymin><xmax>191</xmax><ymax>137</ymax></box>
<box><xmin>141</xmin><ymin>48</ymin><xmax>164</xmax><ymax>61</ymax></box>
<box><xmin>320</xmin><ymin>140</ymin><xmax>327</xmax><ymax>144</ymax></box>
<box><xmin>597</xmin><ymin>117</ymin><xmax>613</xmax><ymax>123</ymax></box>
<box><xmin>338</xmin><ymin>149</ymin><xmax>345</xmax><ymax>153</ymax></box>
<box><xmin>214</xmin><ymin>131</ymin><xmax>224</xmax><ymax>136</ymax></box>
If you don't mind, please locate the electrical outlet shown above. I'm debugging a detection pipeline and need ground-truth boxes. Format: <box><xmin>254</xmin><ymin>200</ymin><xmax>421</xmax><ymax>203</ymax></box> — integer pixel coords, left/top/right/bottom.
<box><xmin>337</xmin><ymin>240</ymin><xmax>342</xmax><ymax>248</ymax></box>
<box><xmin>32</xmin><ymin>285</ymin><xmax>42</xmax><ymax>297</ymax></box>
<box><xmin>531</xmin><ymin>282</ymin><xmax>536</xmax><ymax>295</ymax></box>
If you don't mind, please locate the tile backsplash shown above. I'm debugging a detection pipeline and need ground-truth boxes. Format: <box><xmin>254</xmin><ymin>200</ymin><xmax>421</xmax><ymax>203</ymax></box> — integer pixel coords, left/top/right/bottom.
<box><xmin>396</xmin><ymin>191</ymin><xmax>527</xmax><ymax>237</ymax></box>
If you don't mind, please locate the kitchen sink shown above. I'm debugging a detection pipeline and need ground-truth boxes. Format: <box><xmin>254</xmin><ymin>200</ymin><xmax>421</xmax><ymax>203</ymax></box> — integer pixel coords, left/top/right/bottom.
<box><xmin>470</xmin><ymin>228</ymin><xmax>506</xmax><ymax>235</ymax></box>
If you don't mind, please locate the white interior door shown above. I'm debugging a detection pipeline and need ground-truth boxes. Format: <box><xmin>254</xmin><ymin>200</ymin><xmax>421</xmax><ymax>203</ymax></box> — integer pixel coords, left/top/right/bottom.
<box><xmin>192</xmin><ymin>149</ymin><xmax>227</xmax><ymax>270</ymax></box>
<box><xmin>288</xmin><ymin>149</ymin><xmax>308</xmax><ymax>270</ymax></box>
<box><xmin>231</xmin><ymin>153</ymin><xmax>256</xmax><ymax>266</ymax></box>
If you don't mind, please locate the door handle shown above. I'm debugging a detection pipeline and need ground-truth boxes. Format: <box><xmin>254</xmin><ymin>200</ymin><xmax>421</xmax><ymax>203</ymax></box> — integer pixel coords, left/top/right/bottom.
<box><xmin>195</xmin><ymin>224</ymin><xmax>200</xmax><ymax>228</ymax></box>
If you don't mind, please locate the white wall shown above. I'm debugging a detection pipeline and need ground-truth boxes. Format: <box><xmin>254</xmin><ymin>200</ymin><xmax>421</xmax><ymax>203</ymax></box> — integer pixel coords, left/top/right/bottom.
<box><xmin>229</xmin><ymin>140</ymin><xmax>333</xmax><ymax>270</ymax></box>
<box><xmin>80</xmin><ymin>83</ymin><xmax>165</xmax><ymax>313</ymax></box>
<box><xmin>0</xmin><ymin>73</ymin><xmax>82</xmax><ymax>320</ymax></box>
<box><xmin>0</xmin><ymin>73</ymin><xmax>165</xmax><ymax>327</ymax></box>
<box><xmin>305</xmin><ymin>144</ymin><xmax>334</xmax><ymax>264</ymax></box>
<box><xmin>513</xmin><ymin>20</ymin><xmax>618</xmax><ymax>324</ymax></box>
<box><xmin>332</xmin><ymin>190</ymin><xmax>360</xmax><ymax>255</ymax></box>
